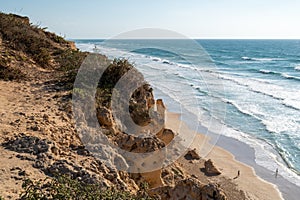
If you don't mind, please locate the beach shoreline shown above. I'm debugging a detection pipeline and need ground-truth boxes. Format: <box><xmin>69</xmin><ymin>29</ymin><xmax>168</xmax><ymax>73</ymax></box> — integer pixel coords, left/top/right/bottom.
<box><xmin>165</xmin><ymin>111</ymin><xmax>299</xmax><ymax>200</ymax></box>
<box><xmin>216</xmin><ymin>134</ymin><xmax>300</xmax><ymax>200</ymax></box>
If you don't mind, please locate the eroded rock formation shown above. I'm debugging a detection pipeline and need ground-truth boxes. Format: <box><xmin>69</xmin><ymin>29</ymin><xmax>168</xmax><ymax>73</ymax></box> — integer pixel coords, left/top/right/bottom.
<box><xmin>204</xmin><ymin>159</ymin><xmax>222</xmax><ymax>176</ymax></box>
<box><xmin>185</xmin><ymin>148</ymin><xmax>201</xmax><ymax>160</ymax></box>
<box><xmin>150</xmin><ymin>178</ymin><xmax>227</xmax><ymax>200</ymax></box>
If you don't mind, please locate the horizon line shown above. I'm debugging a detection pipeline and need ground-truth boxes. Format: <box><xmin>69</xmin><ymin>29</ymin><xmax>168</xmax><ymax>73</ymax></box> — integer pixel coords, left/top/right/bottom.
<box><xmin>69</xmin><ymin>38</ymin><xmax>300</xmax><ymax>40</ymax></box>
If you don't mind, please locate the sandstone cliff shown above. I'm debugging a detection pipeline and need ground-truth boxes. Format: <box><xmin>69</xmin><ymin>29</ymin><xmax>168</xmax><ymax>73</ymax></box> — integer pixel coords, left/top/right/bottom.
<box><xmin>0</xmin><ymin>12</ymin><xmax>233</xmax><ymax>200</ymax></box>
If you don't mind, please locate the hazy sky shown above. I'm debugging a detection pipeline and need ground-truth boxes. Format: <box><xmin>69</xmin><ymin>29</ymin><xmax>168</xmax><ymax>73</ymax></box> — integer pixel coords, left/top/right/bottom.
<box><xmin>1</xmin><ymin>0</ymin><xmax>300</xmax><ymax>39</ymax></box>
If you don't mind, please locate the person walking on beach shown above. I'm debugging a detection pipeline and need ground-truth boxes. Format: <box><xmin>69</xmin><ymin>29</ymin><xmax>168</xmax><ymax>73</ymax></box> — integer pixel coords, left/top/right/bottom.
<box><xmin>275</xmin><ymin>168</ymin><xmax>278</xmax><ymax>178</ymax></box>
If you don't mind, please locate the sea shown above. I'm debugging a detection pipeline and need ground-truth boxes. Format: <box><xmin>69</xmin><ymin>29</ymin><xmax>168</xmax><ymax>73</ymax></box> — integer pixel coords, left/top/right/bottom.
<box><xmin>74</xmin><ymin>39</ymin><xmax>300</xmax><ymax>187</ymax></box>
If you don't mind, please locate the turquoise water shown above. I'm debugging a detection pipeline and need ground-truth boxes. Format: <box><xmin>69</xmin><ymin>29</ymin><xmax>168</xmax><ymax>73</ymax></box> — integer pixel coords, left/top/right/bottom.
<box><xmin>74</xmin><ymin>39</ymin><xmax>300</xmax><ymax>185</ymax></box>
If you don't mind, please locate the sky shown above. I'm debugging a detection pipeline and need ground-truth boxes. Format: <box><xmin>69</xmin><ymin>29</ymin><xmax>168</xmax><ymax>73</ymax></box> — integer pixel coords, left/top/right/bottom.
<box><xmin>1</xmin><ymin>0</ymin><xmax>300</xmax><ymax>39</ymax></box>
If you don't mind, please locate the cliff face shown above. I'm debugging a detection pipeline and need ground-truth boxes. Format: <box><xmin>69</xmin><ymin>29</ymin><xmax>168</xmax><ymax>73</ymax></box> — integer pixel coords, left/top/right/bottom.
<box><xmin>0</xmin><ymin>12</ymin><xmax>140</xmax><ymax>199</ymax></box>
<box><xmin>0</xmin><ymin>12</ymin><xmax>228</xmax><ymax>200</ymax></box>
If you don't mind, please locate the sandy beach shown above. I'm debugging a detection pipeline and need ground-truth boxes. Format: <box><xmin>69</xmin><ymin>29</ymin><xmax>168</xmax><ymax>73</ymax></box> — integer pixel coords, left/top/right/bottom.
<box><xmin>1</xmin><ymin>11</ymin><xmax>300</xmax><ymax>199</ymax></box>
<box><xmin>165</xmin><ymin>111</ymin><xmax>284</xmax><ymax>200</ymax></box>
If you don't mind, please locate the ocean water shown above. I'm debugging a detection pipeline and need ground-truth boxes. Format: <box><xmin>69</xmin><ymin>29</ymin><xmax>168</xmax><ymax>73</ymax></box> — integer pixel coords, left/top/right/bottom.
<box><xmin>74</xmin><ymin>39</ymin><xmax>300</xmax><ymax>186</ymax></box>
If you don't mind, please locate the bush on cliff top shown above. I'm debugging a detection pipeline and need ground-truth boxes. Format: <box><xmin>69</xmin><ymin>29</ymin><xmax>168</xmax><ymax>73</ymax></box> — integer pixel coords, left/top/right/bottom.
<box><xmin>0</xmin><ymin>12</ymin><xmax>56</xmax><ymax>67</ymax></box>
<box><xmin>0</xmin><ymin>12</ymin><xmax>87</xmax><ymax>82</ymax></box>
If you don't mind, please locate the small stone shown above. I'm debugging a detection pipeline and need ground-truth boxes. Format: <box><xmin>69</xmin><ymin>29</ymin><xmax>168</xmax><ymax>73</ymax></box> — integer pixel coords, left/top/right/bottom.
<box><xmin>11</xmin><ymin>176</ymin><xmax>22</xmax><ymax>180</ymax></box>
<box><xmin>11</xmin><ymin>167</ymin><xmax>22</xmax><ymax>171</ymax></box>
<box><xmin>43</xmin><ymin>114</ymin><xmax>49</xmax><ymax>120</ymax></box>
<box><xmin>18</xmin><ymin>170</ymin><xmax>26</xmax><ymax>176</ymax></box>
<box><xmin>31</xmin><ymin>126</ymin><xmax>39</xmax><ymax>131</ymax></box>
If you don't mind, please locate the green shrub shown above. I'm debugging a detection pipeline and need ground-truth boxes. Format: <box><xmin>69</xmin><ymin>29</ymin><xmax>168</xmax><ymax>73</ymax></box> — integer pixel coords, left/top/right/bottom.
<box><xmin>33</xmin><ymin>48</ymin><xmax>51</xmax><ymax>67</ymax></box>
<box><xmin>54</xmin><ymin>49</ymin><xmax>87</xmax><ymax>90</ymax></box>
<box><xmin>19</xmin><ymin>174</ymin><xmax>157</xmax><ymax>200</ymax></box>
<box><xmin>56</xmin><ymin>49</ymin><xmax>87</xmax><ymax>72</ymax></box>
<box><xmin>0</xmin><ymin>12</ymin><xmax>83</xmax><ymax>70</ymax></box>
<box><xmin>0</xmin><ymin>65</ymin><xmax>25</xmax><ymax>81</ymax></box>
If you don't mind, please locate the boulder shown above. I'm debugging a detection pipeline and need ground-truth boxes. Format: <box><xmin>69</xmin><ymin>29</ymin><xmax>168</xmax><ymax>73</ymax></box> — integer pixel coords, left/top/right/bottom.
<box><xmin>184</xmin><ymin>148</ymin><xmax>201</xmax><ymax>160</ymax></box>
<box><xmin>96</xmin><ymin>106</ymin><xmax>113</xmax><ymax>127</ymax></box>
<box><xmin>204</xmin><ymin>159</ymin><xmax>221</xmax><ymax>176</ymax></box>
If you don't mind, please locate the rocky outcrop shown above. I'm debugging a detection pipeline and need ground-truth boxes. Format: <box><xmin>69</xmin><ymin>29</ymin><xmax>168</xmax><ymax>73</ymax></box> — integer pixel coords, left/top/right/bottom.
<box><xmin>141</xmin><ymin>169</ymin><xmax>164</xmax><ymax>188</ymax></box>
<box><xmin>130</xmin><ymin>84</ymin><xmax>155</xmax><ymax>126</ymax></box>
<box><xmin>3</xmin><ymin>134</ymin><xmax>52</xmax><ymax>155</ymax></box>
<box><xmin>202</xmin><ymin>183</ymin><xmax>227</xmax><ymax>200</ymax></box>
<box><xmin>161</xmin><ymin>163</ymin><xmax>185</xmax><ymax>186</ymax></box>
<box><xmin>150</xmin><ymin>178</ymin><xmax>227</xmax><ymax>200</ymax></box>
<box><xmin>0</xmin><ymin>13</ymin><xmax>231</xmax><ymax>199</ymax></box>
<box><xmin>2</xmin><ymin>133</ymin><xmax>138</xmax><ymax>190</ymax></box>
<box><xmin>185</xmin><ymin>148</ymin><xmax>201</xmax><ymax>160</ymax></box>
<box><xmin>114</xmin><ymin>132</ymin><xmax>165</xmax><ymax>153</ymax></box>
<box><xmin>204</xmin><ymin>159</ymin><xmax>221</xmax><ymax>176</ymax></box>
<box><xmin>97</xmin><ymin>106</ymin><xmax>113</xmax><ymax>127</ymax></box>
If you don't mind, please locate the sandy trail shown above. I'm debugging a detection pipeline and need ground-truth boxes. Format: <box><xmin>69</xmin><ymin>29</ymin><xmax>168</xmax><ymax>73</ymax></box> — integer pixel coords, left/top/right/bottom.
<box><xmin>0</xmin><ymin>79</ymin><xmax>77</xmax><ymax>199</ymax></box>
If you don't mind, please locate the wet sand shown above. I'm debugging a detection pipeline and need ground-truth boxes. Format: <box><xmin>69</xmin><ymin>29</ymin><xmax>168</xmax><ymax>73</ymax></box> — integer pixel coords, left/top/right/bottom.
<box><xmin>165</xmin><ymin>111</ymin><xmax>289</xmax><ymax>200</ymax></box>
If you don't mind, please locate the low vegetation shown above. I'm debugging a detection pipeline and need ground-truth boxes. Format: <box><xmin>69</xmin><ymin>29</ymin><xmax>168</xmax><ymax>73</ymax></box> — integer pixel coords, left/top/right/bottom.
<box><xmin>96</xmin><ymin>58</ymin><xmax>134</xmax><ymax>107</ymax></box>
<box><xmin>0</xmin><ymin>12</ymin><xmax>87</xmax><ymax>84</ymax></box>
<box><xmin>0</xmin><ymin>13</ymin><xmax>70</xmax><ymax>68</ymax></box>
<box><xmin>19</xmin><ymin>174</ymin><xmax>156</xmax><ymax>200</ymax></box>
<box><xmin>0</xmin><ymin>12</ymin><xmax>158</xmax><ymax>199</ymax></box>
<box><xmin>0</xmin><ymin>65</ymin><xmax>25</xmax><ymax>81</ymax></box>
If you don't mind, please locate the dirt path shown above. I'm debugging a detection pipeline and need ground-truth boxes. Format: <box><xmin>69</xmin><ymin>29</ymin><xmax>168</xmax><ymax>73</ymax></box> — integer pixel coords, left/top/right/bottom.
<box><xmin>0</xmin><ymin>76</ymin><xmax>79</xmax><ymax>199</ymax></box>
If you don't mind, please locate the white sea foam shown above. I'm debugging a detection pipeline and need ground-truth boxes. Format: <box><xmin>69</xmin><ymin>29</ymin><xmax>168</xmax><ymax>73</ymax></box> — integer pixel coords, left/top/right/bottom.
<box><xmin>242</xmin><ymin>56</ymin><xmax>285</xmax><ymax>62</ymax></box>
<box><xmin>218</xmin><ymin>74</ymin><xmax>300</xmax><ymax>110</ymax></box>
<box><xmin>281</xmin><ymin>73</ymin><xmax>300</xmax><ymax>81</ymax></box>
<box><xmin>75</xmin><ymin>42</ymin><xmax>300</xmax><ymax>187</ymax></box>
<box><xmin>259</xmin><ymin>69</ymin><xmax>273</xmax><ymax>74</ymax></box>
<box><xmin>220</xmin><ymin>125</ymin><xmax>300</xmax><ymax>187</ymax></box>
<box><xmin>196</xmin><ymin>110</ymin><xmax>300</xmax><ymax>187</ymax></box>
<box><xmin>262</xmin><ymin>117</ymin><xmax>300</xmax><ymax>135</ymax></box>
<box><xmin>295</xmin><ymin>65</ymin><xmax>300</xmax><ymax>71</ymax></box>
<box><xmin>221</xmin><ymin>96</ymin><xmax>299</xmax><ymax>140</ymax></box>
<box><xmin>283</xmin><ymin>98</ymin><xmax>300</xmax><ymax>110</ymax></box>
<box><xmin>221</xmin><ymin>98</ymin><xmax>254</xmax><ymax>117</ymax></box>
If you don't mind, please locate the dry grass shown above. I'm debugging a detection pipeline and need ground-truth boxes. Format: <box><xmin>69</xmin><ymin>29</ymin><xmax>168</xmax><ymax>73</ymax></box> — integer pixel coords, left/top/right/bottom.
<box><xmin>0</xmin><ymin>12</ymin><xmax>86</xmax><ymax>84</ymax></box>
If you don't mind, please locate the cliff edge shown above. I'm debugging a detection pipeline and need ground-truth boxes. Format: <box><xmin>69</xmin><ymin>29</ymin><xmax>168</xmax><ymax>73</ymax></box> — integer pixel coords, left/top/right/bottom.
<box><xmin>0</xmin><ymin>12</ymin><xmax>236</xmax><ymax>200</ymax></box>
